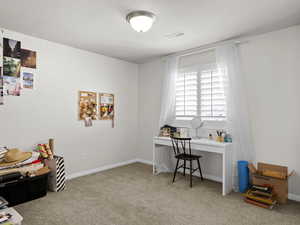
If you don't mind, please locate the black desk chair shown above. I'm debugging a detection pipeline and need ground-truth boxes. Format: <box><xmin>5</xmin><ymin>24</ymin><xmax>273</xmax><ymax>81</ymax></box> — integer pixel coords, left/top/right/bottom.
<box><xmin>171</xmin><ymin>136</ymin><xmax>203</xmax><ymax>187</ymax></box>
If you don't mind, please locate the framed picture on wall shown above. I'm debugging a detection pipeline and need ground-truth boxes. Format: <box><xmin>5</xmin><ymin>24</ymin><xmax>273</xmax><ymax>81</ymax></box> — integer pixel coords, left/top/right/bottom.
<box><xmin>78</xmin><ymin>91</ymin><xmax>97</xmax><ymax>120</ymax></box>
<box><xmin>99</xmin><ymin>93</ymin><xmax>114</xmax><ymax>120</ymax></box>
<box><xmin>21</xmin><ymin>49</ymin><xmax>37</xmax><ymax>69</ymax></box>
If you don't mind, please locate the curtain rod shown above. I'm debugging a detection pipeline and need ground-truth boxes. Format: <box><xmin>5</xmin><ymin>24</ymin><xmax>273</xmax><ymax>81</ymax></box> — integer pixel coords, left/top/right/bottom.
<box><xmin>163</xmin><ymin>37</ymin><xmax>249</xmax><ymax>59</ymax></box>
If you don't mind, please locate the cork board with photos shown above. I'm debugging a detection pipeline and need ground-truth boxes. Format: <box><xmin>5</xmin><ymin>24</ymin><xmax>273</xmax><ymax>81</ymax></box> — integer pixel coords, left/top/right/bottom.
<box><xmin>99</xmin><ymin>93</ymin><xmax>114</xmax><ymax>120</ymax></box>
<box><xmin>78</xmin><ymin>91</ymin><xmax>97</xmax><ymax>120</ymax></box>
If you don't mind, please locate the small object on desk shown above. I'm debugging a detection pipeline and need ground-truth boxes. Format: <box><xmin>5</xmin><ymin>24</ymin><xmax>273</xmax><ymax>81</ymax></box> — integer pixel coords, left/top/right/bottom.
<box><xmin>176</xmin><ymin>127</ymin><xmax>189</xmax><ymax>138</ymax></box>
<box><xmin>190</xmin><ymin>117</ymin><xmax>204</xmax><ymax>138</ymax></box>
<box><xmin>160</xmin><ymin>127</ymin><xmax>171</xmax><ymax>137</ymax></box>
<box><xmin>216</xmin><ymin>130</ymin><xmax>225</xmax><ymax>142</ymax></box>
<box><xmin>159</xmin><ymin>125</ymin><xmax>177</xmax><ymax>137</ymax></box>
<box><xmin>208</xmin><ymin>133</ymin><xmax>213</xmax><ymax>140</ymax></box>
<box><xmin>224</xmin><ymin>133</ymin><xmax>232</xmax><ymax>143</ymax></box>
<box><xmin>172</xmin><ymin>131</ymin><xmax>180</xmax><ymax>138</ymax></box>
<box><xmin>216</xmin><ymin>136</ymin><xmax>222</xmax><ymax>142</ymax></box>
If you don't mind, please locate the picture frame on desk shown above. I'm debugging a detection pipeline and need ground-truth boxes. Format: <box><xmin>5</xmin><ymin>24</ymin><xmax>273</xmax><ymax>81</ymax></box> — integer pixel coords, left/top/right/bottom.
<box><xmin>159</xmin><ymin>127</ymin><xmax>171</xmax><ymax>137</ymax></box>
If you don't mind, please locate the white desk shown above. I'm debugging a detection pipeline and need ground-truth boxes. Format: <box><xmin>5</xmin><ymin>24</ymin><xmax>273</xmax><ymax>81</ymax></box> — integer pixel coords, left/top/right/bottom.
<box><xmin>153</xmin><ymin>136</ymin><xmax>233</xmax><ymax>195</ymax></box>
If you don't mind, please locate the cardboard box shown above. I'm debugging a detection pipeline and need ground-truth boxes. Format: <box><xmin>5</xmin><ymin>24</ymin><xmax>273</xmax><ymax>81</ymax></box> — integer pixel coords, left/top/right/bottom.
<box><xmin>249</xmin><ymin>162</ymin><xmax>294</xmax><ymax>204</ymax></box>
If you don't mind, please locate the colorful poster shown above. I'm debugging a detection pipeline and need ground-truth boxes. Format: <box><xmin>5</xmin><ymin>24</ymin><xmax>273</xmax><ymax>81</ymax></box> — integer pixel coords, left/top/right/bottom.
<box><xmin>99</xmin><ymin>93</ymin><xmax>114</xmax><ymax>120</ymax></box>
<box><xmin>21</xmin><ymin>49</ymin><xmax>37</xmax><ymax>68</ymax></box>
<box><xmin>22</xmin><ymin>72</ymin><xmax>33</xmax><ymax>89</ymax></box>
<box><xmin>3</xmin><ymin>76</ymin><xmax>21</xmax><ymax>96</ymax></box>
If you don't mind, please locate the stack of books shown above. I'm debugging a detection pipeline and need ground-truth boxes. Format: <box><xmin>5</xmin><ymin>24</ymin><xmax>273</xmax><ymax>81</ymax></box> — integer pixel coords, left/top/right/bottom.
<box><xmin>244</xmin><ymin>185</ymin><xmax>277</xmax><ymax>209</ymax></box>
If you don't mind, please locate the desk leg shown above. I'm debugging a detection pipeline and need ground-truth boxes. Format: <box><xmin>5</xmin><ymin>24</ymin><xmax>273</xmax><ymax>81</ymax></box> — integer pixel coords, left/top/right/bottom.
<box><xmin>152</xmin><ymin>143</ymin><xmax>172</xmax><ymax>175</ymax></box>
<box><xmin>152</xmin><ymin>142</ymin><xmax>156</xmax><ymax>175</ymax></box>
<box><xmin>222</xmin><ymin>149</ymin><xmax>233</xmax><ymax>195</ymax></box>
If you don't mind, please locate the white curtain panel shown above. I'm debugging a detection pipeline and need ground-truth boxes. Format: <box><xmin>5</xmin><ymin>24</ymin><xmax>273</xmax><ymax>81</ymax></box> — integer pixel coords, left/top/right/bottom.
<box><xmin>158</xmin><ymin>56</ymin><xmax>179</xmax><ymax>128</ymax></box>
<box><xmin>216</xmin><ymin>44</ymin><xmax>254</xmax><ymax>190</ymax></box>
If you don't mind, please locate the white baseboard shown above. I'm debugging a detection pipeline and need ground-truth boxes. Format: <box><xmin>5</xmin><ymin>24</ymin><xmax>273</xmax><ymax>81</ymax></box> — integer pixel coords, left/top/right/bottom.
<box><xmin>67</xmin><ymin>159</ymin><xmax>137</xmax><ymax>180</ymax></box>
<box><xmin>135</xmin><ymin>158</ymin><xmax>153</xmax><ymax>165</ymax></box>
<box><xmin>202</xmin><ymin>174</ymin><xmax>223</xmax><ymax>183</ymax></box>
<box><xmin>288</xmin><ymin>193</ymin><xmax>300</xmax><ymax>202</ymax></box>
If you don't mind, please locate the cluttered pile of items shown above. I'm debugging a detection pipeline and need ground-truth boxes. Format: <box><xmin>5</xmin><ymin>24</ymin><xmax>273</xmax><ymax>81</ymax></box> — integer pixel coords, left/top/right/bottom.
<box><xmin>159</xmin><ymin>125</ymin><xmax>232</xmax><ymax>143</ymax></box>
<box><xmin>242</xmin><ymin>162</ymin><xmax>294</xmax><ymax>209</ymax></box>
<box><xmin>0</xmin><ymin>138</ymin><xmax>65</xmax><ymax>209</ymax></box>
<box><xmin>0</xmin><ymin>139</ymin><xmax>54</xmax><ymax>178</ymax></box>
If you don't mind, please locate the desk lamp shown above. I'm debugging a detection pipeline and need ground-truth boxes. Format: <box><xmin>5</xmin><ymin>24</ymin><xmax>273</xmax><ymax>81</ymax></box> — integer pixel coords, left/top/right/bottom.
<box><xmin>190</xmin><ymin>116</ymin><xmax>204</xmax><ymax>139</ymax></box>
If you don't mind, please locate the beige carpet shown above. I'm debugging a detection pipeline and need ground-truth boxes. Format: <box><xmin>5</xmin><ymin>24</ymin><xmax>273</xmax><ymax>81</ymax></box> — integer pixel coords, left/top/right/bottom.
<box><xmin>15</xmin><ymin>163</ymin><xmax>300</xmax><ymax>225</ymax></box>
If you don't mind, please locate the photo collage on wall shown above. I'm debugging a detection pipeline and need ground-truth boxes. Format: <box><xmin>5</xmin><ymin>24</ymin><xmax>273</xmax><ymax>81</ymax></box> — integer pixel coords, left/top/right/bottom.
<box><xmin>0</xmin><ymin>32</ymin><xmax>37</xmax><ymax>105</ymax></box>
<box><xmin>79</xmin><ymin>91</ymin><xmax>115</xmax><ymax>127</ymax></box>
<box><xmin>3</xmin><ymin>38</ymin><xmax>21</xmax><ymax>96</ymax></box>
<box><xmin>99</xmin><ymin>93</ymin><xmax>114</xmax><ymax>119</ymax></box>
<box><xmin>78</xmin><ymin>91</ymin><xmax>98</xmax><ymax>127</ymax></box>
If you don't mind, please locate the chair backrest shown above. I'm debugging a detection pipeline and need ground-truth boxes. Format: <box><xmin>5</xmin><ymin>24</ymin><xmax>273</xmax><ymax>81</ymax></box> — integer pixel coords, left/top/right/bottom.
<box><xmin>171</xmin><ymin>136</ymin><xmax>192</xmax><ymax>156</ymax></box>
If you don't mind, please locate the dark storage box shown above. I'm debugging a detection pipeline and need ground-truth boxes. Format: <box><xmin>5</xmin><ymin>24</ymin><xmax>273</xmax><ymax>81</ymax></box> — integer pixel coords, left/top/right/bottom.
<box><xmin>0</xmin><ymin>173</ymin><xmax>49</xmax><ymax>207</ymax></box>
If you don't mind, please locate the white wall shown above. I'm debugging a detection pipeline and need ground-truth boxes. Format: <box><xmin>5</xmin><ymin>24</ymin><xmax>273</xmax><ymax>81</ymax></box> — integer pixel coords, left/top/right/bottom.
<box><xmin>0</xmin><ymin>29</ymin><xmax>139</xmax><ymax>176</ymax></box>
<box><xmin>138</xmin><ymin>25</ymin><xmax>300</xmax><ymax>197</ymax></box>
<box><xmin>240</xmin><ymin>25</ymin><xmax>300</xmax><ymax>196</ymax></box>
<box><xmin>138</xmin><ymin>59</ymin><xmax>163</xmax><ymax>161</ymax></box>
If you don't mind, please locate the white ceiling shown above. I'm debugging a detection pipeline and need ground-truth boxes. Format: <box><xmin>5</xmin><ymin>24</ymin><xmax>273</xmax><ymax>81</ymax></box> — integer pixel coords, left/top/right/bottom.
<box><xmin>0</xmin><ymin>0</ymin><xmax>300</xmax><ymax>63</ymax></box>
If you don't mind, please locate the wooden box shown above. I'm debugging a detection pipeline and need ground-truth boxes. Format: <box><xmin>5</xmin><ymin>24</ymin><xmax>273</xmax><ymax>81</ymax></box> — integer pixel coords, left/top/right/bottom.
<box><xmin>250</xmin><ymin>163</ymin><xmax>294</xmax><ymax>204</ymax></box>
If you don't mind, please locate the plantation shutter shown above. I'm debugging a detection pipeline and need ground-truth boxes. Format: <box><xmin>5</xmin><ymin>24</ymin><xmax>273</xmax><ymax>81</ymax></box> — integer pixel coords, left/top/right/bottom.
<box><xmin>175</xmin><ymin>50</ymin><xmax>226</xmax><ymax>120</ymax></box>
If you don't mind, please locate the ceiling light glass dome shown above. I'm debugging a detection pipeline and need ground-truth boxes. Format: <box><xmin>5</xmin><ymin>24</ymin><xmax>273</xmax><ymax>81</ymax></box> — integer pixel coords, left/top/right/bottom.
<box><xmin>126</xmin><ymin>11</ymin><xmax>156</xmax><ymax>33</ymax></box>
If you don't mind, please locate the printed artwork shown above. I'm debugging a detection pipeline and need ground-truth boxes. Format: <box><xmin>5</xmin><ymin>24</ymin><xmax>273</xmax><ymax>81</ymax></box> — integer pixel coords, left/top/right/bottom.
<box><xmin>3</xmin><ymin>76</ymin><xmax>21</xmax><ymax>96</ymax></box>
<box><xmin>22</xmin><ymin>72</ymin><xmax>33</xmax><ymax>89</ymax></box>
<box><xmin>3</xmin><ymin>38</ymin><xmax>21</xmax><ymax>59</ymax></box>
<box><xmin>0</xmin><ymin>36</ymin><xmax>37</xmax><ymax>101</ymax></box>
<box><xmin>21</xmin><ymin>49</ymin><xmax>37</xmax><ymax>68</ymax></box>
<box><xmin>3</xmin><ymin>38</ymin><xmax>21</xmax><ymax>77</ymax></box>
<box><xmin>99</xmin><ymin>93</ymin><xmax>114</xmax><ymax>120</ymax></box>
<box><xmin>78</xmin><ymin>91</ymin><xmax>97</xmax><ymax>120</ymax></box>
<box><xmin>3</xmin><ymin>57</ymin><xmax>21</xmax><ymax>77</ymax></box>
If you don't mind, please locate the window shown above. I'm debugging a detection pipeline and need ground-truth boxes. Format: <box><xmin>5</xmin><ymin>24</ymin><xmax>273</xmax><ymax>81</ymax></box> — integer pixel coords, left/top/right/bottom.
<box><xmin>175</xmin><ymin>68</ymin><xmax>226</xmax><ymax>121</ymax></box>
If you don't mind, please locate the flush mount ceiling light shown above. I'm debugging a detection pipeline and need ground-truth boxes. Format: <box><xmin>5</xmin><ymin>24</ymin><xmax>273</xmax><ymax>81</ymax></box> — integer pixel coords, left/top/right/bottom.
<box><xmin>126</xmin><ymin>10</ymin><xmax>156</xmax><ymax>33</ymax></box>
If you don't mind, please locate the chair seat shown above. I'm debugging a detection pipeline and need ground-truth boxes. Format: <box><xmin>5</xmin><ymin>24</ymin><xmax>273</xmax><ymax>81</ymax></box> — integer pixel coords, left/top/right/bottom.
<box><xmin>175</xmin><ymin>153</ymin><xmax>202</xmax><ymax>160</ymax></box>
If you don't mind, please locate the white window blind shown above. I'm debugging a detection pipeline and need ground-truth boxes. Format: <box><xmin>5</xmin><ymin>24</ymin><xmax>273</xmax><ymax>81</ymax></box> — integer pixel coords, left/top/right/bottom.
<box><xmin>175</xmin><ymin>72</ymin><xmax>198</xmax><ymax>118</ymax></box>
<box><xmin>175</xmin><ymin>50</ymin><xmax>226</xmax><ymax>121</ymax></box>
<box><xmin>200</xmin><ymin>69</ymin><xmax>226</xmax><ymax>120</ymax></box>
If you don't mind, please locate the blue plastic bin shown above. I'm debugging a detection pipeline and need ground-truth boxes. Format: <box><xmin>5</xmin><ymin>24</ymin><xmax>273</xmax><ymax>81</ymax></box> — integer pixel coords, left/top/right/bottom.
<box><xmin>238</xmin><ymin>160</ymin><xmax>249</xmax><ymax>193</ymax></box>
